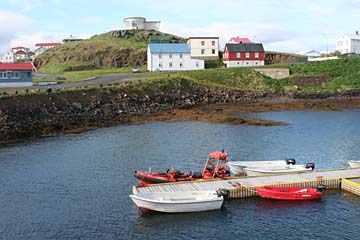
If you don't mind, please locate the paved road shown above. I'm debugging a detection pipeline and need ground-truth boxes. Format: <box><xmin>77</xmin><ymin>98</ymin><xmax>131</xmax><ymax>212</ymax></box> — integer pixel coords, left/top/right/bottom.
<box><xmin>0</xmin><ymin>73</ymin><xmax>141</xmax><ymax>94</ymax></box>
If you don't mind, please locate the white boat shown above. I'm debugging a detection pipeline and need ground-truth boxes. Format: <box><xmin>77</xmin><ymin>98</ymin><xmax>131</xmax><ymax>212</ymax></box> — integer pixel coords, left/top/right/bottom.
<box><xmin>130</xmin><ymin>190</ymin><xmax>226</xmax><ymax>213</ymax></box>
<box><xmin>243</xmin><ymin>163</ymin><xmax>315</xmax><ymax>176</ymax></box>
<box><xmin>348</xmin><ymin>160</ymin><xmax>360</xmax><ymax>168</ymax></box>
<box><xmin>227</xmin><ymin>159</ymin><xmax>296</xmax><ymax>175</ymax></box>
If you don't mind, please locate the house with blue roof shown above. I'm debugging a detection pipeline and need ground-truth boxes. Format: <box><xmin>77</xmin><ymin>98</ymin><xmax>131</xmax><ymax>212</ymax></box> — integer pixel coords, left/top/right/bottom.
<box><xmin>147</xmin><ymin>43</ymin><xmax>204</xmax><ymax>72</ymax></box>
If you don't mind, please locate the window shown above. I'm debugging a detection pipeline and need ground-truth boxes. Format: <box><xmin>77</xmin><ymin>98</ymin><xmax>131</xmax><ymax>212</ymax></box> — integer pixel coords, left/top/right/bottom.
<box><xmin>196</xmin><ymin>62</ymin><xmax>199</xmax><ymax>68</ymax></box>
<box><xmin>7</xmin><ymin>71</ymin><xmax>13</xmax><ymax>78</ymax></box>
<box><xmin>201</xmin><ymin>49</ymin><xmax>205</xmax><ymax>54</ymax></box>
<box><xmin>169</xmin><ymin>62</ymin><xmax>173</xmax><ymax>67</ymax></box>
<box><xmin>212</xmin><ymin>41</ymin><xmax>216</xmax><ymax>46</ymax></box>
<box><xmin>236</xmin><ymin>52</ymin><xmax>241</xmax><ymax>58</ymax></box>
<box><xmin>180</xmin><ymin>54</ymin><xmax>183</xmax><ymax>58</ymax></box>
<box><xmin>169</xmin><ymin>54</ymin><xmax>172</xmax><ymax>59</ymax></box>
<box><xmin>14</xmin><ymin>72</ymin><xmax>19</xmax><ymax>78</ymax></box>
<box><xmin>27</xmin><ymin>72</ymin><xmax>31</xmax><ymax>78</ymax></box>
<box><xmin>245</xmin><ymin>52</ymin><xmax>250</xmax><ymax>58</ymax></box>
<box><xmin>159</xmin><ymin>63</ymin><xmax>162</xmax><ymax>68</ymax></box>
<box><xmin>180</xmin><ymin>62</ymin><xmax>183</xmax><ymax>68</ymax></box>
<box><xmin>0</xmin><ymin>72</ymin><xmax>7</xmax><ymax>79</ymax></box>
<box><xmin>212</xmin><ymin>49</ymin><xmax>216</xmax><ymax>54</ymax></box>
<box><xmin>254</xmin><ymin>52</ymin><xmax>259</xmax><ymax>58</ymax></box>
<box><xmin>159</xmin><ymin>54</ymin><xmax>162</xmax><ymax>59</ymax></box>
<box><xmin>201</xmin><ymin>41</ymin><xmax>205</xmax><ymax>46</ymax></box>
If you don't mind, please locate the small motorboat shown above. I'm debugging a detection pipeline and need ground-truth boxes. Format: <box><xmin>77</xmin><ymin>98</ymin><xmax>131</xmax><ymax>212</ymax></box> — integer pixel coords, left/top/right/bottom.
<box><xmin>130</xmin><ymin>189</ymin><xmax>229</xmax><ymax>213</ymax></box>
<box><xmin>244</xmin><ymin>163</ymin><xmax>315</xmax><ymax>176</ymax></box>
<box><xmin>348</xmin><ymin>160</ymin><xmax>360</xmax><ymax>168</ymax></box>
<box><xmin>134</xmin><ymin>151</ymin><xmax>231</xmax><ymax>185</ymax></box>
<box><xmin>227</xmin><ymin>159</ymin><xmax>296</xmax><ymax>175</ymax></box>
<box><xmin>256</xmin><ymin>186</ymin><xmax>325</xmax><ymax>200</ymax></box>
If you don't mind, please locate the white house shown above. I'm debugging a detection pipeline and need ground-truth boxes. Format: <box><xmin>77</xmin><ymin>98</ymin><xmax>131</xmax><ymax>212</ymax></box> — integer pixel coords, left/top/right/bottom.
<box><xmin>0</xmin><ymin>49</ymin><xmax>15</xmax><ymax>63</ymax></box>
<box><xmin>147</xmin><ymin>43</ymin><xmax>204</xmax><ymax>72</ymax></box>
<box><xmin>187</xmin><ymin>37</ymin><xmax>219</xmax><ymax>60</ymax></box>
<box><xmin>124</xmin><ymin>17</ymin><xmax>160</xmax><ymax>31</ymax></box>
<box><xmin>34</xmin><ymin>42</ymin><xmax>61</xmax><ymax>56</ymax></box>
<box><xmin>297</xmin><ymin>50</ymin><xmax>321</xmax><ymax>58</ymax></box>
<box><xmin>1</xmin><ymin>47</ymin><xmax>30</xmax><ymax>63</ymax></box>
<box><xmin>336</xmin><ymin>31</ymin><xmax>360</xmax><ymax>54</ymax></box>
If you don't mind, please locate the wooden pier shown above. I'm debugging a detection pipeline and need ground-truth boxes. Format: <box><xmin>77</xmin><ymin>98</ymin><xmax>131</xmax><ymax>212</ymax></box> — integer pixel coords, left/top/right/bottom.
<box><xmin>133</xmin><ymin>168</ymin><xmax>360</xmax><ymax>199</ymax></box>
<box><xmin>342</xmin><ymin>177</ymin><xmax>360</xmax><ymax>196</ymax></box>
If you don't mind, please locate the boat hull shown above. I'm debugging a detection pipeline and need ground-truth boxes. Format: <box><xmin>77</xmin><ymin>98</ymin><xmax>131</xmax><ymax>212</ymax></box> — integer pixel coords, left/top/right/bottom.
<box><xmin>244</xmin><ymin>165</ymin><xmax>313</xmax><ymax>176</ymax></box>
<box><xmin>348</xmin><ymin>160</ymin><xmax>360</xmax><ymax>168</ymax></box>
<box><xmin>130</xmin><ymin>191</ymin><xmax>224</xmax><ymax>213</ymax></box>
<box><xmin>256</xmin><ymin>187</ymin><xmax>322</xmax><ymax>200</ymax></box>
<box><xmin>227</xmin><ymin>160</ymin><xmax>287</xmax><ymax>175</ymax></box>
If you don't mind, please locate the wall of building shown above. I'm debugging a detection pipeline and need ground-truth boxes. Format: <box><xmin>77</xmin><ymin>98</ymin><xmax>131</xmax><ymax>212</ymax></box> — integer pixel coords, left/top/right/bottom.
<box><xmin>187</xmin><ymin>38</ymin><xmax>219</xmax><ymax>59</ymax></box>
<box><xmin>255</xmin><ymin>68</ymin><xmax>290</xmax><ymax>79</ymax></box>
<box><xmin>223</xmin><ymin>60</ymin><xmax>264</xmax><ymax>68</ymax></box>
<box><xmin>0</xmin><ymin>70</ymin><xmax>32</xmax><ymax>87</ymax></box>
<box><xmin>148</xmin><ymin>50</ymin><xmax>204</xmax><ymax>71</ymax></box>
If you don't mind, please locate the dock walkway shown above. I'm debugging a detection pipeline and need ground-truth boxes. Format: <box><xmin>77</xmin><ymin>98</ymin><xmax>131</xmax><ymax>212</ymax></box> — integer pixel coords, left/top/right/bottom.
<box><xmin>133</xmin><ymin>168</ymin><xmax>360</xmax><ymax>199</ymax></box>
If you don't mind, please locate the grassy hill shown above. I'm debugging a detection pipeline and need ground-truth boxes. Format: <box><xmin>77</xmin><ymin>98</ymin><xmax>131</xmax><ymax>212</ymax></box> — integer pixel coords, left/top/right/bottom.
<box><xmin>34</xmin><ymin>30</ymin><xmax>185</xmax><ymax>74</ymax></box>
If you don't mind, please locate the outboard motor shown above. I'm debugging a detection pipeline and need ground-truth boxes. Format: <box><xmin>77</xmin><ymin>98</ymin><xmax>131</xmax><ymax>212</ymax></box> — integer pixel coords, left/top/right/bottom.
<box><xmin>317</xmin><ymin>184</ymin><xmax>327</xmax><ymax>192</ymax></box>
<box><xmin>305</xmin><ymin>163</ymin><xmax>315</xmax><ymax>170</ymax></box>
<box><xmin>216</xmin><ymin>188</ymin><xmax>230</xmax><ymax>199</ymax></box>
<box><xmin>286</xmin><ymin>159</ymin><xmax>296</xmax><ymax>165</ymax></box>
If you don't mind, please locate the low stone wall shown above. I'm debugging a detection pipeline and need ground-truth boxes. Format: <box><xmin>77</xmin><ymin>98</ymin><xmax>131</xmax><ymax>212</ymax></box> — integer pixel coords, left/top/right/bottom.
<box><xmin>1</xmin><ymin>85</ymin><xmax>360</xmax><ymax>145</ymax></box>
<box><xmin>255</xmin><ymin>68</ymin><xmax>290</xmax><ymax>79</ymax></box>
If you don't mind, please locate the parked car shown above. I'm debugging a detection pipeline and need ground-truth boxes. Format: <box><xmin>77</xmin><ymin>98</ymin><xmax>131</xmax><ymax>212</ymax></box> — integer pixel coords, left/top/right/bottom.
<box><xmin>132</xmin><ymin>68</ymin><xmax>141</xmax><ymax>73</ymax></box>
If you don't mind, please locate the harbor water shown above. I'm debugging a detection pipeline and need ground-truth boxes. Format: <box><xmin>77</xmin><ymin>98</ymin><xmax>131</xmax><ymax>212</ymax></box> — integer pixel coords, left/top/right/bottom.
<box><xmin>0</xmin><ymin>110</ymin><xmax>359</xmax><ymax>239</ymax></box>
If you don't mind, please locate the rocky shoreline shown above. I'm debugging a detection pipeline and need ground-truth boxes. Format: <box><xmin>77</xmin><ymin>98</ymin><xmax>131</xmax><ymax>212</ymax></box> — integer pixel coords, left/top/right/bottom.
<box><xmin>1</xmin><ymin>84</ymin><xmax>360</xmax><ymax>146</ymax></box>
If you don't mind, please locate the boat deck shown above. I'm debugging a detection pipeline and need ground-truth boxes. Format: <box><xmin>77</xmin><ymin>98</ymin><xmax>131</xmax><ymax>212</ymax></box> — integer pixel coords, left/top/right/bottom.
<box><xmin>133</xmin><ymin>168</ymin><xmax>360</xmax><ymax>199</ymax></box>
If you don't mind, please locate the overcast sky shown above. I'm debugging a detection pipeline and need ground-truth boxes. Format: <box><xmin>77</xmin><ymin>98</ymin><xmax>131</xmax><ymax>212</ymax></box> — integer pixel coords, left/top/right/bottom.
<box><xmin>1</xmin><ymin>0</ymin><xmax>359</xmax><ymax>53</ymax></box>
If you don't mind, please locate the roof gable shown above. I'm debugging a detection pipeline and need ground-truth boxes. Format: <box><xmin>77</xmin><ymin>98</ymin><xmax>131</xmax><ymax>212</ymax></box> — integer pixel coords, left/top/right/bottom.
<box><xmin>149</xmin><ymin>43</ymin><xmax>190</xmax><ymax>53</ymax></box>
<box><xmin>225</xmin><ymin>43</ymin><xmax>264</xmax><ymax>52</ymax></box>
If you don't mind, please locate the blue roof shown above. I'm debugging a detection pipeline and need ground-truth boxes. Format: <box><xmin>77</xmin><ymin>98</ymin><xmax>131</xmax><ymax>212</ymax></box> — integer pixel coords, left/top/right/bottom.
<box><xmin>148</xmin><ymin>43</ymin><xmax>190</xmax><ymax>53</ymax></box>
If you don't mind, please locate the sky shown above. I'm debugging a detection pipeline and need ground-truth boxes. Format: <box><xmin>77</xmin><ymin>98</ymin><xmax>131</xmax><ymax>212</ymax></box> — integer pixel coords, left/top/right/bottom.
<box><xmin>1</xmin><ymin>0</ymin><xmax>360</xmax><ymax>54</ymax></box>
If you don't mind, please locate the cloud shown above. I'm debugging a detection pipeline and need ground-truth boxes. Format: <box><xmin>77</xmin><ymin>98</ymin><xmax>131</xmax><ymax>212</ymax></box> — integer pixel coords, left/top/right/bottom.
<box><xmin>0</xmin><ymin>10</ymin><xmax>33</xmax><ymax>48</ymax></box>
<box><xmin>162</xmin><ymin>21</ymin><xmax>296</xmax><ymax>51</ymax></box>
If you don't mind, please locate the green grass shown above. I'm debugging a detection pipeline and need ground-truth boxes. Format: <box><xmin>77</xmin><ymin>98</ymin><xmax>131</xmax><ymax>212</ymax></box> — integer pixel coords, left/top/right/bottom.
<box><xmin>289</xmin><ymin>56</ymin><xmax>360</xmax><ymax>91</ymax></box>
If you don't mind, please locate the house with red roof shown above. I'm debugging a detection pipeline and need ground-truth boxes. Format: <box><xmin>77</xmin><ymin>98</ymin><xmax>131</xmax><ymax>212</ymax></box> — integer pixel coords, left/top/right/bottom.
<box><xmin>229</xmin><ymin>37</ymin><xmax>252</xmax><ymax>44</ymax></box>
<box><xmin>34</xmin><ymin>42</ymin><xmax>61</xmax><ymax>56</ymax></box>
<box><xmin>1</xmin><ymin>47</ymin><xmax>31</xmax><ymax>63</ymax></box>
<box><xmin>222</xmin><ymin>42</ymin><xmax>265</xmax><ymax>68</ymax></box>
<box><xmin>0</xmin><ymin>63</ymin><xmax>34</xmax><ymax>87</ymax></box>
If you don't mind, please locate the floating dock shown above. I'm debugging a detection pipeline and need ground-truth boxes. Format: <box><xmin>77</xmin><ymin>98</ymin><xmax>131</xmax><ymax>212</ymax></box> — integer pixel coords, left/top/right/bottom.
<box><xmin>342</xmin><ymin>177</ymin><xmax>360</xmax><ymax>196</ymax></box>
<box><xmin>133</xmin><ymin>168</ymin><xmax>360</xmax><ymax>199</ymax></box>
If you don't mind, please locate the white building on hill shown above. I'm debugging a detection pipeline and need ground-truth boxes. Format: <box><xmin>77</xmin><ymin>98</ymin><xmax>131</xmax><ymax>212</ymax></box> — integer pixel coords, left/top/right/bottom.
<box><xmin>147</xmin><ymin>43</ymin><xmax>204</xmax><ymax>72</ymax></box>
<box><xmin>124</xmin><ymin>17</ymin><xmax>160</xmax><ymax>31</ymax></box>
<box><xmin>336</xmin><ymin>31</ymin><xmax>360</xmax><ymax>54</ymax></box>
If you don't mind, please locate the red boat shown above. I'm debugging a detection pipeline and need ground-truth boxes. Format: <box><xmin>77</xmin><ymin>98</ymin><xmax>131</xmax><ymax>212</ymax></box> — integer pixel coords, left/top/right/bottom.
<box><xmin>134</xmin><ymin>151</ymin><xmax>231</xmax><ymax>185</ymax></box>
<box><xmin>256</xmin><ymin>186</ymin><xmax>325</xmax><ymax>200</ymax></box>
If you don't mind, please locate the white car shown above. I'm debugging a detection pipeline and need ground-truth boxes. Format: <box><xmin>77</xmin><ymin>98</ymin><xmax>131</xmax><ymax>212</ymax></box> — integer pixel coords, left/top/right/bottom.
<box><xmin>132</xmin><ymin>68</ymin><xmax>141</xmax><ymax>73</ymax></box>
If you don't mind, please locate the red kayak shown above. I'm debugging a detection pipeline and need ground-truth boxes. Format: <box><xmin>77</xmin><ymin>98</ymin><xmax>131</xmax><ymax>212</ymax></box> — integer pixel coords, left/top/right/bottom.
<box><xmin>134</xmin><ymin>151</ymin><xmax>231</xmax><ymax>185</ymax></box>
<box><xmin>256</xmin><ymin>186</ymin><xmax>324</xmax><ymax>200</ymax></box>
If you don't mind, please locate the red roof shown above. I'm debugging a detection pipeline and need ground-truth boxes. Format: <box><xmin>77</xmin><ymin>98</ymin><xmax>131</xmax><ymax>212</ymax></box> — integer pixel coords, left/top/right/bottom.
<box><xmin>16</xmin><ymin>50</ymin><xmax>26</xmax><ymax>55</ymax></box>
<box><xmin>230</xmin><ymin>37</ymin><xmax>251</xmax><ymax>43</ymax></box>
<box><xmin>11</xmin><ymin>46</ymin><xmax>29</xmax><ymax>50</ymax></box>
<box><xmin>0</xmin><ymin>63</ymin><xmax>34</xmax><ymax>70</ymax></box>
<box><xmin>35</xmin><ymin>43</ymin><xmax>61</xmax><ymax>47</ymax></box>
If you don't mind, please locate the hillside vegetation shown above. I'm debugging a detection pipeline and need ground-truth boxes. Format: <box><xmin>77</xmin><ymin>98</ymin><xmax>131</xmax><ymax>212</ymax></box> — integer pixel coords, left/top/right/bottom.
<box><xmin>34</xmin><ymin>30</ymin><xmax>185</xmax><ymax>74</ymax></box>
<box><xmin>289</xmin><ymin>57</ymin><xmax>360</xmax><ymax>90</ymax></box>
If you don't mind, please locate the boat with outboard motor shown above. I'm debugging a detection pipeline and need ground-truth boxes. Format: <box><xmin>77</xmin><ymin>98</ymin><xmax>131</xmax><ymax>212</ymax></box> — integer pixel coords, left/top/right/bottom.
<box><xmin>134</xmin><ymin>151</ymin><xmax>231</xmax><ymax>185</ymax></box>
<box><xmin>256</xmin><ymin>185</ymin><xmax>325</xmax><ymax>200</ymax></box>
<box><xmin>130</xmin><ymin>189</ymin><xmax>229</xmax><ymax>213</ymax></box>
<box><xmin>227</xmin><ymin>159</ymin><xmax>296</xmax><ymax>176</ymax></box>
<box><xmin>244</xmin><ymin>163</ymin><xmax>315</xmax><ymax>176</ymax></box>
<box><xmin>348</xmin><ymin>160</ymin><xmax>360</xmax><ymax>168</ymax></box>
